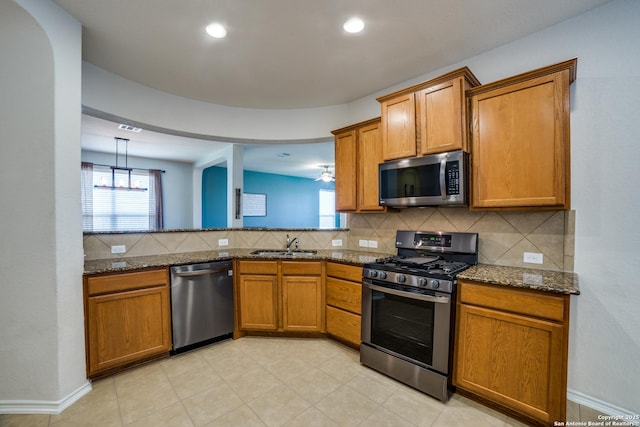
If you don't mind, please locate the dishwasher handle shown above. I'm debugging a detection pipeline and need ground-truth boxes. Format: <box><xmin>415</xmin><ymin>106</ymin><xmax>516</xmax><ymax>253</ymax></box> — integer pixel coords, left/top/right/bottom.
<box><xmin>172</xmin><ymin>266</ymin><xmax>230</xmax><ymax>277</ymax></box>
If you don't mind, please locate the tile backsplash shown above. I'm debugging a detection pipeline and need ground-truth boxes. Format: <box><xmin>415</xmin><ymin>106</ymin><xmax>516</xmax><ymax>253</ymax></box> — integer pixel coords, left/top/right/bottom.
<box><xmin>83</xmin><ymin>208</ymin><xmax>575</xmax><ymax>272</ymax></box>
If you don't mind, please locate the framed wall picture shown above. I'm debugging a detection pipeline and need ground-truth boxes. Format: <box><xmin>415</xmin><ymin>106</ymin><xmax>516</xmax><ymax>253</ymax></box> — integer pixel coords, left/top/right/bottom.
<box><xmin>242</xmin><ymin>193</ymin><xmax>267</xmax><ymax>217</ymax></box>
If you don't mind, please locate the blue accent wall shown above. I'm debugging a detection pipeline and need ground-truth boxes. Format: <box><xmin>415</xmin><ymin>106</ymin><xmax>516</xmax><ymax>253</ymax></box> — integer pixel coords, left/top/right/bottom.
<box><xmin>201</xmin><ymin>166</ymin><xmax>335</xmax><ymax>228</ymax></box>
<box><xmin>202</xmin><ymin>166</ymin><xmax>227</xmax><ymax>228</ymax></box>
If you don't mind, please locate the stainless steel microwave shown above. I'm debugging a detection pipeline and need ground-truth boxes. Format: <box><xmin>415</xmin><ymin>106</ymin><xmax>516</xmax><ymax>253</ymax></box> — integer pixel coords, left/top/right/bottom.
<box><xmin>379</xmin><ymin>150</ymin><xmax>468</xmax><ymax>207</ymax></box>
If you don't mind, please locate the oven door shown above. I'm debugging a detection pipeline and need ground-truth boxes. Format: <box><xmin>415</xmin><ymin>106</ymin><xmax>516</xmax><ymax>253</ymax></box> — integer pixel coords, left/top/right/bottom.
<box><xmin>361</xmin><ymin>279</ymin><xmax>452</xmax><ymax>374</ymax></box>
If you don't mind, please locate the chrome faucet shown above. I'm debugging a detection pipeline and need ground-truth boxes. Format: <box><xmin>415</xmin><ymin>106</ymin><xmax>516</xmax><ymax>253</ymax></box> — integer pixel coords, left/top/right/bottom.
<box><xmin>285</xmin><ymin>234</ymin><xmax>299</xmax><ymax>252</ymax></box>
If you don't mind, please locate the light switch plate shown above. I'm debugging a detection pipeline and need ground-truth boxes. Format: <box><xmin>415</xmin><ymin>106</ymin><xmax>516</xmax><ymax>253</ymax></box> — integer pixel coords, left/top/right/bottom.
<box><xmin>359</xmin><ymin>240</ymin><xmax>369</xmax><ymax>247</ymax></box>
<box><xmin>111</xmin><ymin>245</ymin><xmax>126</xmax><ymax>254</ymax></box>
<box><xmin>331</xmin><ymin>239</ymin><xmax>343</xmax><ymax>247</ymax></box>
<box><xmin>523</xmin><ymin>252</ymin><xmax>543</xmax><ymax>264</ymax></box>
<box><xmin>368</xmin><ymin>240</ymin><xmax>378</xmax><ymax>248</ymax></box>
<box><xmin>218</xmin><ymin>238</ymin><xmax>229</xmax><ymax>246</ymax></box>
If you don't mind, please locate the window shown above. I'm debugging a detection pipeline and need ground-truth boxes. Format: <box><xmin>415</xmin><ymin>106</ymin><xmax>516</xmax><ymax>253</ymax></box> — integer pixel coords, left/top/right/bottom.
<box><xmin>81</xmin><ymin>162</ymin><xmax>163</xmax><ymax>232</ymax></box>
<box><xmin>319</xmin><ymin>189</ymin><xmax>336</xmax><ymax>229</ymax></box>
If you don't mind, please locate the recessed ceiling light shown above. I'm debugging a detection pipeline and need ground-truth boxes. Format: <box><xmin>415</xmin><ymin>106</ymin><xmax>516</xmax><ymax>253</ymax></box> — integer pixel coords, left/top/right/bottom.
<box><xmin>206</xmin><ymin>23</ymin><xmax>227</xmax><ymax>39</ymax></box>
<box><xmin>118</xmin><ymin>124</ymin><xmax>142</xmax><ymax>133</ymax></box>
<box><xmin>343</xmin><ymin>17</ymin><xmax>365</xmax><ymax>34</ymax></box>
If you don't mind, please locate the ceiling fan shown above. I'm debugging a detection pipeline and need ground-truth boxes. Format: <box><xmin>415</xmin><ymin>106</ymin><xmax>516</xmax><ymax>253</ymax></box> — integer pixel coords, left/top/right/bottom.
<box><xmin>315</xmin><ymin>165</ymin><xmax>335</xmax><ymax>182</ymax></box>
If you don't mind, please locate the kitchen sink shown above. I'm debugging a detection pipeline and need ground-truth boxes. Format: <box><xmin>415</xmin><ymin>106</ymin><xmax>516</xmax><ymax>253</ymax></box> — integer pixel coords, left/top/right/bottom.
<box><xmin>250</xmin><ymin>249</ymin><xmax>317</xmax><ymax>256</ymax></box>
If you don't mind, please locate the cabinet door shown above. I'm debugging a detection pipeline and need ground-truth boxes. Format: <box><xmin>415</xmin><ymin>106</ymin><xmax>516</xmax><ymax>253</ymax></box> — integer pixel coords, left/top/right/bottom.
<box><xmin>334</xmin><ymin>129</ymin><xmax>357</xmax><ymax>211</ymax></box>
<box><xmin>282</xmin><ymin>276</ymin><xmax>323</xmax><ymax>332</ymax></box>
<box><xmin>417</xmin><ymin>77</ymin><xmax>466</xmax><ymax>155</ymax></box>
<box><xmin>470</xmin><ymin>70</ymin><xmax>570</xmax><ymax>209</ymax></box>
<box><xmin>87</xmin><ymin>286</ymin><xmax>171</xmax><ymax>377</ymax></box>
<box><xmin>238</xmin><ymin>275</ymin><xmax>278</xmax><ymax>330</ymax></box>
<box><xmin>381</xmin><ymin>92</ymin><xmax>416</xmax><ymax>160</ymax></box>
<box><xmin>357</xmin><ymin>121</ymin><xmax>385</xmax><ymax>211</ymax></box>
<box><xmin>326</xmin><ymin>305</ymin><xmax>361</xmax><ymax>347</ymax></box>
<box><xmin>454</xmin><ymin>304</ymin><xmax>566</xmax><ymax>424</ymax></box>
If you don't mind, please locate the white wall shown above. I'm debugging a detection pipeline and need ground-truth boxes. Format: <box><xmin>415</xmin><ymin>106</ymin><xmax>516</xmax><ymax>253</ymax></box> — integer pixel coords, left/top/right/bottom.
<box><xmin>81</xmin><ymin>150</ymin><xmax>194</xmax><ymax>229</ymax></box>
<box><xmin>0</xmin><ymin>0</ymin><xmax>88</xmax><ymax>412</ymax></box>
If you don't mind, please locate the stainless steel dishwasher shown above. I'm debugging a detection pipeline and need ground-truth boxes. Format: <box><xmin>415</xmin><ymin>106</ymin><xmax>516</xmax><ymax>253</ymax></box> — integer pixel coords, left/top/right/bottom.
<box><xmin>170</xmin><ymin>260</ymin><xmax>234</xmax><ymax>354</ymax></box>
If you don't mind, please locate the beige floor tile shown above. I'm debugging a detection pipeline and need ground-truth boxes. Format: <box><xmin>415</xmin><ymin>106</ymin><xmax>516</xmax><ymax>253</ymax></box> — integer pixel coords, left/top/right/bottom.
<box><xmin>161</xmin><ymin>351</ymin><xmax>210</xmax><ymax>379</ymax></box>
<box><xmin>181</xmin><ymin>382</ymin><xmax>244</xmax><ymax>426</ymax></box>
<box><xmin>226</xmin><ymin>366</ymin><xmax>283</xmax><ymax>402</ymax></box>
<box><xmin>206</xmin><ymin>352</ymin><xmax>263</xmax><ymax>383</ymax></box>
<box><xmin>168</xmin><ymin>364</ymin><xmax>224</xmax><ymax>400</ymax></box>
<box><xmin>260</xmin><ymin>356</ymin><xmax>312</xmax><ymax>383</ymax></box>
<box><xmin>281</xmin><ymin>407</ymin><xmax>340</xmax><ymax>427</ymax></box>
<box><xmin>432</xmin><ymin>394</ymin><xmax>505</xmax><ymax>427</ymax></box>
<box><xmin>566</xmin><ymin>400</ymin><xmax>580</xmax><ymax>422</ymax></box>
<box><xmin>202</xmin><ymin>405</ymin><xmax>266</xmax><ymax>427</ymax></box>
<box><xmin>248</xmin><ymin>384</ymin><xmax>311</xmax><ymax>426</ymax></box>
<box><xmin>0</xmin><ymin>414</ymin><xmax>51</xmax><ymax>427</ymax></box>
<box><xmin>344</xmin><ymin>368</ymin><xmax>401</xmax><ymax>404</ymax></box>
<box><xmin>315</xmin><ymin>384</ymin><xmax>380</xmax><ymax>427</ymax></box>
<box><xmin>382</xmin><ymin>385</ymin><xmax>445</xmax><ymax>426</ymax></box>
<box><xmin>116</xmin><ymin>376</ymin><xmax>180</xmax><ymax>424</ymax></box>
<box><xmin>360</xmin><ymin>406</ymin><xmax>417</xmax><ymax>426</ymax></box>
<box><xmin>580</xmin><ymin>404</ymin><xmax>608</xmax><ymax>422</ymax></box>
<box><xmin>318</xmin><ymin>350</ymin><xmax>369</xmax><ymax>384</ymax></box>
<box><xmin>124</xmin><ymin>402</ymin><xmax>194</xmax><ymax>427</ymax></box>
<box><xmin>285</xmin><ymin>367</ymin><xmax>342</xmax><ymax>404</ymax></box>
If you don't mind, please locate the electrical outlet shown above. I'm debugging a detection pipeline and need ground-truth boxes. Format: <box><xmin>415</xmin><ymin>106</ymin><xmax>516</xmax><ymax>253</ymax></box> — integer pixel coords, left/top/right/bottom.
<box><xmin>523</xmin><ymin>252</ymin><xmax>543</xmax><ymax>264</ymax></box>
<box><xmin>111</xmin><ymin>245</ymin><xmax>126</xmax><ymax>254</ymax></box>
<box><xmin>218</xmin><ymin>238</ymin><xmax>229</xmax><ymax>246</ymax></box>
<box><xmin>359</xmin><ymin>239</ymin><xmax>369</xmax><ymax>248</ymax></box>
<box><xmin>368</xmin><ymin>240</ymin><xmax>378</xmax><ymax>248</ymax></box>
<box><xmin>331</xmin><ymin>239</ymin><xmax>343</xmax><ymax>247</ymax></box>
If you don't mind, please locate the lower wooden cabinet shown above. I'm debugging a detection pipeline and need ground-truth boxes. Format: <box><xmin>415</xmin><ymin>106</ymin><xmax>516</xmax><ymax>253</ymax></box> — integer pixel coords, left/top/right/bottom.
<box><xmin>325</xmin><ymin>262</ymin><xmax>362</xmax><ymax>347</ymax></box>
<box><xmin>84</xmin><ymin>268</ymin><xmax>172</xmax><ymax>378</ymax></box>
<box><xmin>236</xmin><ymin>260</ymin><xmax>324</xmax><ymax>333</ymax></box>
<box><xmin>454</xmin><ymin>280</ymin><xmax>570</xmax><ymax>426</ymax></box>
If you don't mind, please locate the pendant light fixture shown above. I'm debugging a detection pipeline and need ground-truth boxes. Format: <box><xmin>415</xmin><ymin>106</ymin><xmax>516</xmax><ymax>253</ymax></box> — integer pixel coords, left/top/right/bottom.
<box><xmin>94</xmin><ymin>137</ymin><xmax>148</xmax><ymax>191</ymax></box>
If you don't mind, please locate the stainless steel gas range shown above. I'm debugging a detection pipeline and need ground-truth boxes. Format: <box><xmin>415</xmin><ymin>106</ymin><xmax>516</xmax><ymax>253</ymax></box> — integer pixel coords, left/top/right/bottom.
<box><xmin>360</xmin><ymin>230</ymin><xmax>478</xmax><ymax>402</ymax></box>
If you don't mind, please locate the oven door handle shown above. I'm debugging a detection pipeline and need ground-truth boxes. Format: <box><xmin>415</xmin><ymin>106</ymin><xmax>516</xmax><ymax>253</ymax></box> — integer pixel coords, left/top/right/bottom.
<box><xmin>364</xmin><ymin>282</ymin><xmax>450</xmax><ymax>304</ymax></box>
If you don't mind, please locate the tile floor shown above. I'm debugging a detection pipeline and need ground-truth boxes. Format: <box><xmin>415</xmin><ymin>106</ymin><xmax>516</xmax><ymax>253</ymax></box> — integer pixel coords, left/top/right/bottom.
<box><xmin>1</xmin><ymin>337</ymin><xmax>597</xmax><ymax>427</ymax></box>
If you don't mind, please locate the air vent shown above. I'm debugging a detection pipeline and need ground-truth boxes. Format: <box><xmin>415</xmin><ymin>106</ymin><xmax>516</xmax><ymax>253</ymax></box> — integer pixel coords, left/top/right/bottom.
<box><xmin>118</xmin><ymin>124</ymin><xmax>142</xmax><ymax>133</ymax></box>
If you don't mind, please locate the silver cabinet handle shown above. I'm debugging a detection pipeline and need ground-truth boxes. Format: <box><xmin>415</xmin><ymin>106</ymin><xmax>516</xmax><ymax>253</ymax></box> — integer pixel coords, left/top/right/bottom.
<box><xmin>172</xmin><ymin>267</ymin><xmax>229</xmax><ymax>277</ymax></box>
<box><xmin>439</xmin><ymin>156</ymin><xmax>447</xmax><ymax>200</ymax></box>
<box><xmin>364</xmin><ymin>282</ymin><xmax>450</xmax><ymax>304</ymax></box>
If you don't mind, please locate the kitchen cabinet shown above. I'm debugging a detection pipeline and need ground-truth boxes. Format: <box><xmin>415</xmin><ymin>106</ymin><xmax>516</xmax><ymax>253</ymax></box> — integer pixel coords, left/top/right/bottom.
<box><xmin>332</xmin><ymin>117</ymin><xmax>385</xmax><ymax>212</ymax></box>
<box><xmin>454</xmin><ymin>280</ymin><xmax>570</xmax><ymax>426</ymax></box>
<box><xmin>84</xmin><ymin>268</ymin><xmax>172</xmax><ymax>378</ymax></box>
<box><xmin>377</xmin><ymin>67</ymin><xmax>480</xmax><ymax>160</ymax></box>
<box><xmin>325</xmin><ymin>262</ymin><xmax>363</xmax><ymax>347</ymax></box>
<box><xmin>468</xmin><ymin>59</ymin><xmax>576</xmax><ymax>210</ymax></box>
<box><xmin>236</xmin><ymin>260</ymin><xmax>324</xmax><ymax>333</ymax></box>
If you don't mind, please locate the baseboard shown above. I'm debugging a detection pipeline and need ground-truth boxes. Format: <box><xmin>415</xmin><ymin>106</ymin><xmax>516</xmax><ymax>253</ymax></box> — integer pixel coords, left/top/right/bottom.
<box><xmin>0</xmin><ymin>380</ymin><xmax>92</xmax><ymax>414</ymax></box>
<box><xmin>568</xmin><ymin>389</ymin><xmax>639</xmax><ymax>426</ymax></box>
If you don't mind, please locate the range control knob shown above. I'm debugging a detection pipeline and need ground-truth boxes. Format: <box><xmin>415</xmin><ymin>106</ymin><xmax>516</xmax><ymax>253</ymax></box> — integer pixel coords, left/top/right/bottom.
<box><xmin>379</xmin><ymin>271</ymin><xmax>388</xmax><ymax>280</ymax></box>
<box><xmin>430</xmin><ymin>280</ymin><xmax>440</xmax><ymax>289</ymax></box>
<box><xmin>369</xmin><ymin>270</ymin><xmax>378</xmax><ymax>278</ymax></box>
<box><xmin>397</xmin><ymin>274</ymin><xmax>406</xmax><ymax>283</ymax></box>
<box><xmin>418</xmin><ymin>277</ymin><xmax>428</xmax><ymax>287</ymax></box>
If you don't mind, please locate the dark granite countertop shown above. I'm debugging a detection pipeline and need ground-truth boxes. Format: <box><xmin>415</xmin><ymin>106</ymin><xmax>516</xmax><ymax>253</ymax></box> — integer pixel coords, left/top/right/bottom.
<box><xmin>458</xmin><ymin>264</ymin><xmax>580</xmax><ymax>295</ymax></box>
<box><xmin>83</xmin><ymin>249</ymin><xmax>389</xmax><ymax>275</ymax></box>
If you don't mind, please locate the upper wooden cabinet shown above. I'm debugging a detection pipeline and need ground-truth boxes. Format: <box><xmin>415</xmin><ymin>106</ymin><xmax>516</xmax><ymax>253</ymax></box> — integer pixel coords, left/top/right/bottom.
<box><xmin>377</xmin><ymin>67</ymin><xmax>480</xmax><ymax>160</ymax></box>
<box><xmin>332</xmin><ymin>117</ymin><xmax>385</xmax><ymax>212</ymax></box>
<box><xmin>468</xmin><ymin>59</ymin><xmax>577</xmax><ymax>210</ymax></box>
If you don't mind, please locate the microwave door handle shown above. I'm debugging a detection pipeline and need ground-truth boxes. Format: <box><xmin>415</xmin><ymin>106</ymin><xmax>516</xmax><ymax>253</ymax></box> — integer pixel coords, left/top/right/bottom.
<box><xmin>364</xmin><ymin>282</ymin><xmax>450</xmax><ymax>304</ymax></box>
<box><xmin>439</xmin><ymin>157</ymin><xmax>447</xmax><ymax>200</ymax></box>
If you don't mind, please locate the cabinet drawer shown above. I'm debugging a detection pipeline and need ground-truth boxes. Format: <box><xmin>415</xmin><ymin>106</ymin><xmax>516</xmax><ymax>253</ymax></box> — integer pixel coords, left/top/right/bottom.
<box><xmin>326</xmin><ymin>262</ymin><xmax>362</xmax><ymax>283</ymax></box>
<box><xmin>458</xmin><ymin>280</ymin><xmax>567</xmax><ymax>322</ymax></box>
<box><xmin>326</xmin><ymin>306</ymin><xmax>361</xmax><ymax>346</ymax></box>
<box><xmin>282</xmin><ymin>261</ymin><xmax>322</xmax><ymax>275</ymax></box>
<box><xmin>237</xmin><ymin>260</ymin><xmax>278</xmax><ymax>275</ymax></box>
<box><xmin>86</xmin><ymin>268</ymin><xmax>168</xmax><ymax>296</ymax></box>
<box><xmin>327</xmin><ymin>277</ymin><xmax>361</xmax><ymax>314</ymax></box>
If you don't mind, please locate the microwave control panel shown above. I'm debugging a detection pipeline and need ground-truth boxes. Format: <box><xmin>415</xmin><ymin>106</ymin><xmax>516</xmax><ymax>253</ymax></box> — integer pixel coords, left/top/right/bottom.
<box><xmin>446</xmin><ymin>162</ymin><xmax>460</xmax><ymax>195</ymax></box>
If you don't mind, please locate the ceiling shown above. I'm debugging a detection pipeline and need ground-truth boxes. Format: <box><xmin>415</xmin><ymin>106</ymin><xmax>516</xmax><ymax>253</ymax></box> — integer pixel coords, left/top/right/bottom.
<box><xmin>54</xmin><ymin>0</ymin><xmax>611</xmax><ymax>177</ymax></box>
